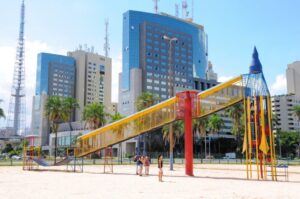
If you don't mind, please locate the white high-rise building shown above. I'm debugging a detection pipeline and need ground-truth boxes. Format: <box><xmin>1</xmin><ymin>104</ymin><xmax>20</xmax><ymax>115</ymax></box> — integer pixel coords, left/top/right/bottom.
<box><xmin>287</xmin><ymin>61</ymin><xmax>300</xmax><ymax>98</ymax></box>
<box><xmin>68</xmin><ymin>50</ymin><xmax>113</xmax><ymax>120</ymax></box>
<box><xmin>272</xmin><ymin>95</ymin><xmax>300</xmax><ymax>131</ymax></box>
<box><xmin>271</xmin><ymin>61</ymin><xmax>300</xmax><ymax>132</ymax></box>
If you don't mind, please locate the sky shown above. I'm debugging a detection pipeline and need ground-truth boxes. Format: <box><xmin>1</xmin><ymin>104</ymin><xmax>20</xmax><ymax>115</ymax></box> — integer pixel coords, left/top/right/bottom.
<box><xmin>0</xmin><ymin>0</ymin><xmax>300</xmax><ymax>128</ymax></box>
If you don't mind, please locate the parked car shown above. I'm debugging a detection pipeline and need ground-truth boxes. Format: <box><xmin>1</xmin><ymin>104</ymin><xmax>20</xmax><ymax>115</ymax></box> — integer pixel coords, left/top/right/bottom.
<box><xmin>223</xmin><ymin>152</ymin><xmax>236</xmax><ymax>159</ymax></box>
<box><xmin>11</xmin><ymin>155</ymin><xmax>21</xmax><ymax>160</ymax></box>
<box><xmin>205</xmin><ymin>155</ymin><xmax>214</xmax><ymax>159</ymax></box>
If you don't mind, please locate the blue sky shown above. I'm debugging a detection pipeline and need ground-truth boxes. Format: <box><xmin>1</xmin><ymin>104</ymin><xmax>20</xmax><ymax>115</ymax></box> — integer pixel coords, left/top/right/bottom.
<box><xmin>0</xmin><ymin>0</ymin><xmax>300</xmax><ymax>128</ymax></box>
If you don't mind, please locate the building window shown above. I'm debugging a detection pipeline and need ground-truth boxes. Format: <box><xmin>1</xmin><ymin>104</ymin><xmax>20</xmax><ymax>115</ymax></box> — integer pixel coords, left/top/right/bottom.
<box><xmin>99</xmin><ymin>65</ymin><xmax>105</xmax><ymax>72</ymax></box>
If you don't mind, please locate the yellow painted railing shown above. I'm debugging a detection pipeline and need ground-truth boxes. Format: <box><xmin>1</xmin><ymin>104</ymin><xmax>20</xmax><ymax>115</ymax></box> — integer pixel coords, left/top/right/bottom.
<box><xmin>196</xmin><ymin>75</ymin><xmax>244</xmax><ymax>118</ymax></box>
<box><xmin>75</xmin><ymin>75</ymin><xmax>245</xmax><ymax>157</ymax></box>
<box><xmin>75</xmin><ymin>97</ymin><xmax>177</xmax><ymax>157</ymax></box>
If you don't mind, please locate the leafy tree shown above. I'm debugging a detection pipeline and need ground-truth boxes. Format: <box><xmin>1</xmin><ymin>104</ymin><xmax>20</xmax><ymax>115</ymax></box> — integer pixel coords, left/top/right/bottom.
<box><xmin>44</xmin><ymin>96</ymin><xmax>68</xmax><ymax>164</ymax></box>
<box><xmin>135</xmin><ymin>92</ymin><xmax>159</xmax><ymax>155</ymax></box>
<box><xmin>135</xmin><ymin>92</ymin><xmax>160</xmax><ymax>111</ymax></box>
<box><xmin>82</xmin><ymin>102</ymin><xmax>108</xmax><ymax>130</ymax></box>
<box><xmin>0</xmin><ymin>99</ymin><xmax>5</xmax><ymax>119</ymax></box>
<box><xmin>162</xmin><ymin>121</ymin><xmax>184</xmax><ymax>149</ymax></box>
<box><xmin>2</xmin><ymin>143</ymin><xmax>13</xmax><ymax>153</ymax></box>
<box><xmin>207</xmin><ymin>114</ymin><xmax>225</xmax><ymax>156</ymax></box>
<box><xmin>292</xmin><ymin>105</ymin><xmax>300</xmax><ymax>158</ymax></box>
<box><xmin>71</xmin><ymin>133</ymin><xmax>82</xmax><ymax>146</ymax></box>
<box><xmin>225</xmin><ymin>103</ymin><xmax>244</xmax><ymax>155</ymax></box>
<box><xmin>193</xmin><ymin>117</ymin><xmax>208</xmax><ymax>157</ymax></box>
<box><xmin>110</xmin><ymin>113</ymin><xmax>126</xmax><ymax>163</ymax></box>
<box><xmin>63</xmin><ymin>97</ymin><xmax>79</xmax><ymax>131</ymax></box>
<box><xmin>277</xmin><ymin>131</ymin><xmax>300</xmax><ymax>158</ymax></box>
<box><xmin>208</xmin><ymin>114</ymin><xmax>225</xmax><ymax>135</ymax></box>
<box><xmin>292</xmin><ymin>105</ymin><xmax>300</xmax><ymax>121</ymax></box>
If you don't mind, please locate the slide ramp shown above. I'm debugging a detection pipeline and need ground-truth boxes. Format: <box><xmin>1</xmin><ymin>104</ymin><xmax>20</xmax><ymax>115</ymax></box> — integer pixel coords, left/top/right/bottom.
<box><xmin>75</xmin><ymin>75</ymin><xmax>244</xmax><ymax>157</ymax></box>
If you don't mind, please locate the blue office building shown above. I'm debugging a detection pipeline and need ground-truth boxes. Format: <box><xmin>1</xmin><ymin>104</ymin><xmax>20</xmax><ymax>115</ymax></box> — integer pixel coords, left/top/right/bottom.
<box><xmin>31</xmin><ymin>53</ymin><xmax>75</xmax><ymax>146</ymax></box>
<box><xmin>121</xmin><ymin>11</ymin><xmax>208</xmax><ymax>94</ymax></box>
<box><xmin>35</xmin><ymin>53</ymin><xmax>76</xmax><ymax>97</ymax></box>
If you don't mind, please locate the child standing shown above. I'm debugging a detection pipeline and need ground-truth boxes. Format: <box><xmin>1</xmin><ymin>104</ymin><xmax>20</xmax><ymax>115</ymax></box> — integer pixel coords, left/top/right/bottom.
<box><xmin>144</xmin><ymin>156</ymin><xmax>150</xmax><ymax>175</ymax></box>
<box><xmin>158</xmin><ymin>154</ymin><xmax>163</xmax><ymax>182</ymax></box>
<box><xmin>137</xmin><ymin>156</ymin><xmax>144</xmax><ymax>176</ymax></box>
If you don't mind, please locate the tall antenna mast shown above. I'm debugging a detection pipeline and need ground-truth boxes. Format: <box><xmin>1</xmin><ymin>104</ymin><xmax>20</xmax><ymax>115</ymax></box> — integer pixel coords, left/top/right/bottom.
<box><xmin>182</xmin><ymin>0</ymin><xmax>188</xmax><ymax>19</ymax></box>
<box><xmin>7</xmin><ymin>0</ymin><xmax>26</xmax><ymax>135</ymax></box>
<box><xmin>192</xmin><ymin>0</ymin><xmax>194</xmax><ymax>21</ymax></box>
<box><xmin>175</xmin><ymin>3</ymin><xmax>179</xmax><ymax>17</ymax></box>
<box><xmin>104</xmin><ymin>18</ymin><xmax>110</xmax><ymax>57</ymax></box>
<box><xmin>153</xmin><ymin>0</ymin><xmax>159</xmax><ymax>14</ymax></box>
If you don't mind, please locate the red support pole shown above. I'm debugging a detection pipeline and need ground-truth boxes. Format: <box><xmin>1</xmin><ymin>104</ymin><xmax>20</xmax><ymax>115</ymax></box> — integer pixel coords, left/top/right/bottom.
<box><xmin>184</xmin><ymin>91</ymin><xmax>193</xmax><ymax>176</ymax></box>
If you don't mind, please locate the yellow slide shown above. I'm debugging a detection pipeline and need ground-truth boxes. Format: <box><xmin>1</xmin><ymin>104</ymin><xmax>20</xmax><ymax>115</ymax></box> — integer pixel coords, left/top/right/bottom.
<box><xmin>75</xmin><ymin>75</ymin><xmax>244</xmax><ymax>157</ymax></box>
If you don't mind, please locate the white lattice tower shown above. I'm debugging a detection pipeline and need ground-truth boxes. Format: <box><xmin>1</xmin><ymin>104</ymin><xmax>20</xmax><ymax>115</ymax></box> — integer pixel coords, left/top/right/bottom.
<box><xmin>7</xmin><ymin>0</ymin><xmax>26</xmax><ymax>135</ymax></box>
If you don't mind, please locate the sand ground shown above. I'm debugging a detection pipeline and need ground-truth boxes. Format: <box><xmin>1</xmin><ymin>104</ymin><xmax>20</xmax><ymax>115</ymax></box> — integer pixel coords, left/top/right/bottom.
<box><xmin>0</xmin><ymin>164</ymin><xmax>299</xmax><ymax>199</ymax></box>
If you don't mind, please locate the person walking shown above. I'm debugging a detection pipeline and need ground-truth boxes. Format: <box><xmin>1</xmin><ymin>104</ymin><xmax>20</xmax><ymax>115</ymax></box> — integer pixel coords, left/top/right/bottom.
<box><xmin>158</xmin><ymin>154</ymin><xmax>163</xmax><ymax>182</ymax></box>
<box><xmin>144</xmin><ymin>156</ymin><xmax>150</xmax><ymax>175</ymax></box>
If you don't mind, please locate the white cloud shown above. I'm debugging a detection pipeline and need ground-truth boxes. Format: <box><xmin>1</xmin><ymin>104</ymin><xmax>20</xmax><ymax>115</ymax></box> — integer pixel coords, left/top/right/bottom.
<box><xmin>270</xmin><ymin>74</ymin><xmax>287</xmax><ymax>95</ymax></box>
<box><xmin>218</xmin><ymin>75</ymin><xmax>233</xmax><ymax>83</ymax></box>
<box><xmin>111</xmin><ymin>53</ymin><xmax>122</xmax><ymax>102</ymax></box>
<box><xmin>0</xmin><ymin>40</ymin><xmax>66</xmax><ymax>128</ymax></box>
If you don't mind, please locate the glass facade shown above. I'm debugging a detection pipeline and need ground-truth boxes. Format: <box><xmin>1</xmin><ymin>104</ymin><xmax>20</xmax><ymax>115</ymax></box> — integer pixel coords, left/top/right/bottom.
<box><xmin>122</xmin><ymin>10</ymin><xmax>208</xmax><ymax>91</ymax></box>
<box><xmin>36</xmin><ymin>53</ymin><xmax>75</xmax><ymax>96</ymax></box>
<box><xmin>33</xmin><ymin>53</ymin><xmax>75</xmax><ymax>141</ymax></box>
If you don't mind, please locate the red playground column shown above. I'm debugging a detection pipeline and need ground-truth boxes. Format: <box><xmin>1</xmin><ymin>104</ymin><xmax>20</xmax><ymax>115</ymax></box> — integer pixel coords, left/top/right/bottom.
<box><xmin>184</xmin><ymin>91</ymin><xmax>194</xmax><ymax>176</ymax></box>
<box><xmin>176</xmin><ymin>91</ymin><xmax>197</xmax><ymax>176</ymax></box>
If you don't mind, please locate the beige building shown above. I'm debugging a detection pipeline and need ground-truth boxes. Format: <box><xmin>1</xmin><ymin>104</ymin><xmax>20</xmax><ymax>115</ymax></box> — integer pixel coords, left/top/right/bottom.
<box><xmin>68</xmin><ymin>50</ymin><xmax>113</xmax><ymax>120</ymax></box>
<box><xmin>271</xmin><ymin>61</ymin><xmax>300</xmax><ymax>132</ymax></box>
<box><xmin>287</xmin><ymin>61</ymin><xmax>300</xmax><ymax>98</ymax></box>
<box><xmin>272</xmin><ymin>94</ymin><xmax>300</xmax><ymax>131</ymax></box>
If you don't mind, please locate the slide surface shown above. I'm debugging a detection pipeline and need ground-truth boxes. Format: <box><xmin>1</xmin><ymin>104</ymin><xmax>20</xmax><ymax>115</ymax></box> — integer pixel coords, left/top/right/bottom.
<box><xmin>75</xmin><ymin>75</ymin><xmax>244</xmax><ymax>157</ymax></box>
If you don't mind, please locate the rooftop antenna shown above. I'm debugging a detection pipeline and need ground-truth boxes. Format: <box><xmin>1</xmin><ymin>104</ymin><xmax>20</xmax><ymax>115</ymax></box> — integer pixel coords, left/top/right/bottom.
<box><xmin>104</xmin><ymin>18</ymin><xmax>110</xmax><ymax>57</ymax></box>
<box><xmin>191</xmin><ymin>0</ymin><xmax>194</xmax><ymax>21</ymax></box>
<box><xmin>182</xmin><ymin>0</ymin><xmax>188</xmax><ymax>19</ymax></box>
<box><xmin>175</xmin><ymin>3</ymin><xmax>179</xmax><ymax>17</ymax></box>
<box><xmin>153</xmin><ymin>0</ymin><xmax>159</xmax><ymax>14</ymax></box>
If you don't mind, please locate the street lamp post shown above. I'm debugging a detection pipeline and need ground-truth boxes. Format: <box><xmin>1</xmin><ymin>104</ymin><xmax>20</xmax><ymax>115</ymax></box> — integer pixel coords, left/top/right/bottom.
<box><xmin>163</xmin><ymin>35</ymin><xmax>177</xmax><ymax>171</ymax></box>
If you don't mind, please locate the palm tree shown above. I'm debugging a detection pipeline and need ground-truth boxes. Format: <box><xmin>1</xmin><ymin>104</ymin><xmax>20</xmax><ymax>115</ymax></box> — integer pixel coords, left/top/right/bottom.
<box><xmin>0</xmin><ymin>99</ymin><xmax>5</xmax><ymax>119</ymax></box>
<box><xmin>135</xmin><ymin>92</ymin><xmax>159</xmax><ymax>112</ymax></box>
<box><xmin>135</xmin><ymin>92</ymin><xmax>159</xmax><ymax>155</ymax></box>
<box><xmin>225</xmin><ymin>103</ymin><xmax>244</xmax><ymax>155</ymax></box>
<box><xmin>82</xmin><ymin>102</ymin><xmax>107</xmax><ymax>130</ymax></box>
<box><xmin>110</xmin><ymin>113</ymin><xmax>125</xmax><ymax>163</ymax></box>
<box><xmin>45</xmin><ymin>96</ymin><xmax>68</xmax><ymax>164</ymax></box>
<box><xmin>292</xmin><ymin>105</ymin><xmax>300</xmax><ymax>158</ymax></box>
<box><xmin>193</xmin><ymin>117</ymin><xmax>208</xmax><ymax>158</ymax></box>
<box><xmin>207</xmin><ymin>114</ymin><xmax>224</xmax><ymax>157</ymax></box>
<box><xmin>293</xmin><ymin>105</ymin><xmax>300</xmax><ymax>121</ymax></box>
<box><xmin>62</xmin><ymin>97</ymin><xmax>79</xmax><ymax>131</ymax></box>
<box><xmin>162</xmin><ymin>120</ymin><xmax>184</xmax><ymax>150</ymax></box>
<box><xmin>272</xmin><ymin>113</ymin><xmax>281</xmax><ymax>157</ymax></box>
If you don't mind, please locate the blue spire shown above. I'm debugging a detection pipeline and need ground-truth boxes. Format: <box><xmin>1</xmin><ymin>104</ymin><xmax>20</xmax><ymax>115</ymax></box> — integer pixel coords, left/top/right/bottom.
<box><xmin>249</xmin><ymin>46</ymin><xmax>262</xmax><ymax>74</ymax></box>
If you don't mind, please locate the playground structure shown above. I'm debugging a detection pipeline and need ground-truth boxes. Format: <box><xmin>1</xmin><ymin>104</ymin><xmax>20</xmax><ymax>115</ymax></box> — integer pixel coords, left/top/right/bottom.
<box><xmin>23</xmin><ymin>47</ymin><xmax>277</xmax><ymax>181</ymax></box>
<box><xmin>23</xmin><ymin>146</ymin><xmax>83</xmax><ymax>172</ymax></box>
